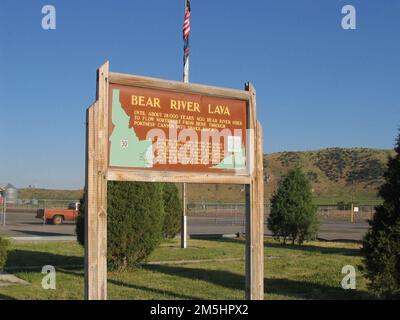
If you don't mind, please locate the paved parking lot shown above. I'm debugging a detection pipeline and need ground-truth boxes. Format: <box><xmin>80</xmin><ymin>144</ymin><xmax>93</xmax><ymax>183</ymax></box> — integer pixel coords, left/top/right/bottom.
<box><xmin>0</xmin><ymin>211</ymin><xmax>369</xmax><ymax>241</ymax></box>
<box><xmin>0</xmin><ymin>211</ymin><xmax>75</xmax><ymax>238</ymax></box>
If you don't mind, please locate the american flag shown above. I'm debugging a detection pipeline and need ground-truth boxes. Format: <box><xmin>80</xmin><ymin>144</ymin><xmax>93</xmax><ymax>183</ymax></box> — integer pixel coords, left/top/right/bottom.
<box><xmin>183</xmin><ymin>0</ymin><xmax>191</xmax><ymax>63</ymax></box>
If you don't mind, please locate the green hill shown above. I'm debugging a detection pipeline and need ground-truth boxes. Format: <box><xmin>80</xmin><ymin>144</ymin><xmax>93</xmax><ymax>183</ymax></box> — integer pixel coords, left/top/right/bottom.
<box><xmin>264</xmin><ymin>148</ymin><xmax>393</xmax><ymax>205</ymax></box>
<box><xmin>187</xmin><ymin>148</ymin><xmax>393</xmax><ymax>205</ymax></box>
<box><xmin>18</xmin><ymin>188</ymin><xmax>83</xmax><ymax>201</ymax></box>
<box><xmin>18</xmin><ymin>148</ymin><xmax>394</xmax><ymax>205</ymax></box>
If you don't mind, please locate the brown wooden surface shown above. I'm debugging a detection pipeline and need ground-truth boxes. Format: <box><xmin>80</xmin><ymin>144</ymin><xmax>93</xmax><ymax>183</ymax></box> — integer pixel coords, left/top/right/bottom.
<box><xmin>253</xmin><ymin>121</ymin><xmax>265</xmax><ymax>299</ymax></box>
<box><xmin>85</xmin><ymin>62</ymin><xmax>109</xmax><ymax>300</ymax></box>
<box><xmin>107</xmin><ymin>169</ymin><xmax>251</xmax><ymax>185</ymax></box>
<box><xmin>109</xmin><ymin>72</ymin><xmax>250</xmax><ymax>101</ymax></box>
<box><xmin>96</xmin><ymin>62</ymin><xmax>109</xmax><ymax>300</ymax></box>
<box><xmin>245</xmin><ymin>84</ymin><xmax>264</xmax><ymax>300</ymax></box>
<box><xmin>84</xmin><ymin>103</ymin><xmax>96</xmax><ymax>300</ymax></box>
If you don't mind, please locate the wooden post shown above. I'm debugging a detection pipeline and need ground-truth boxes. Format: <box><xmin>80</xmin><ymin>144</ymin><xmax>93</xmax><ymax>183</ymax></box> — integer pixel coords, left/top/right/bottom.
<box><xmin>85</xmin><ymin>104</ymin><xmax>97</xmax><ymax>299</ymax></box>
<box><xmin>85</xmin><ymin>62</ymin><xmax>109</xmax><ymax>300</ymax></box>
<box><xmin>245</xmin><ymin>83</ymin><xmax>264</xmax><ymax>300</ymax></box>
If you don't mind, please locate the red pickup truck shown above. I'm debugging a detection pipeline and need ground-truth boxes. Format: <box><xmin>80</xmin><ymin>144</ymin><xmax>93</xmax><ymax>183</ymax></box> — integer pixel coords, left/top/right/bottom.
<box><xmin>36</xmin><ymin>202</ymin><xmax>80</xmax><ymax>225</ymax></box>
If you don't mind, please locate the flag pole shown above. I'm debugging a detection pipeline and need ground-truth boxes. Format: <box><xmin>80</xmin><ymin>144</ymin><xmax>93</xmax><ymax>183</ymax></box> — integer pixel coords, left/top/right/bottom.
<box><xmin>183</xmin><ymin>58</ymin><xmax>189</xmax><ymax>83</ymax></box>
<box><xmin>181</xmin><ymin>0</ymin><xmax>190</xmax><ymax>249</ymax></box>
<box><xmin>183</xmin><ymin>0</ymin><xmax>190</xmax><ymax>84</ymax></box>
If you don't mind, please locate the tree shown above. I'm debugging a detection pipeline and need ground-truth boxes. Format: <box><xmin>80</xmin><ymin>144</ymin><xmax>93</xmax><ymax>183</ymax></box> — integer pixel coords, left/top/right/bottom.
<box><xmin>162</xmin><ymin>183</ymin><xmax>182</xmax><ymax>239</ymax></box>
<box><xmin>267</xmin><ymin>168</ymin><xmax>318</xmax><ymax>245</ymax></box>
<box><xmin>362</xmin><ymin>130</ymin><xmax>400</xmax><ymax>299</ymax></box>
<box><xmin>76</xmin><ymin>181</ymin><xmax>164</xmax><ymax>270</ymax></box>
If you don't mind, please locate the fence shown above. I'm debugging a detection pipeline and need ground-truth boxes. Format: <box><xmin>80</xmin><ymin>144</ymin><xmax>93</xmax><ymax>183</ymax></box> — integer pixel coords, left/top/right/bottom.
<box><xmin>317</xmin><ymin>205</ymin><xmax>374</xmax><ymax>222</ymax></box>
<box><xmin>5</xmin><ymin>199</ymin><xmax>375</xmax><ymax>223</ymax></box>
<box><xmin>188</xmin><ymin>202</ymin><xmax>270</xmax><ymax>216</ymax></box>
<box><xmin>5</xmin><ymin>199</ymin><xmax>80</xmax><ymax>211</ymax></box>
<box><xmin>187</xmin><ymin>202</ymin><xmax>375</xmax><ymax>224</ymax></box>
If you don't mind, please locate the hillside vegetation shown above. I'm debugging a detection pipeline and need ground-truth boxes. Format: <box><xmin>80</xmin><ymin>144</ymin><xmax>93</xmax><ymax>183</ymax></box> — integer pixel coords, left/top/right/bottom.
<box><xmin>18</xmin><ymin>188</ymin><xmax>83</xmax><ymax>201</ymax></box>
<box><xmin>188</xmin><ymin>148</ymin><xmax>393</xmax><ymax>205</ymax></box>
<box><xmin>18</xmin><ymin>148</ymin><xmax>394</xmax><ymax>205</ymax></box>
<box><xmin>264</xmin><ymin>148</ymin><xmax>394</xmax><ymax>204</ymax></box>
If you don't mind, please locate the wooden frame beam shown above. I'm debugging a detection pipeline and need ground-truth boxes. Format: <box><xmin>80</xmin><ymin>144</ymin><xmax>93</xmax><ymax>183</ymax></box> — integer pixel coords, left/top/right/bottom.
<box><xmin>107</xmin><ymin>169</ymin><xmax>251</xmax><ymax>185</ymax></box>
<box><xmin>109</xmin><ymin>72</ymin><xmax>250</xmax><ymax>101</ymax></box>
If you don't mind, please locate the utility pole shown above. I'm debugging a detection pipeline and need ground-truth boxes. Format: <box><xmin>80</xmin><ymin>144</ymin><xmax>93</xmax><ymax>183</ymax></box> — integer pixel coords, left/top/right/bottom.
<box><xmin>350</xmin><ymin>179</ymin><xmax>355</xmax><ymax>223</ymax></box>
<box><xmin>350</xmin><ymin>196</ymin><xmax>354</xmax><ymax>223</ymax></box>
<box><xmin>2</xmin><ymin>196</ymin><xmax>6</xmax><ymax>226</ymax></box>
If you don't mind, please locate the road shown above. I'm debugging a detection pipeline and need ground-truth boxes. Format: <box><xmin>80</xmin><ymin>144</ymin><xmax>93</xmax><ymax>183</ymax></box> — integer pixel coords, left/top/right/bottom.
<box><xmin>0</xmin><ymin>211</ymin><xmax>369</xmax><ymax>241</ymax></box>
<box><xmin>0</xmin><ymin>211</ymin><xmax>76</xmax><ymax>238</ymax></box>
<box><xmin>188</xmin><ymin>217</ymin><xmax>369</xmax><ymax>241</ymax></box>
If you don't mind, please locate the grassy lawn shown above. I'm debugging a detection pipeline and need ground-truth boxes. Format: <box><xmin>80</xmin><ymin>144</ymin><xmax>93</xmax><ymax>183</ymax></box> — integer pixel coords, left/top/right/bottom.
<box><xmin>0</xmin><ymin>238</ymin><xmax>374</xmax><ymax>300</ymax></box>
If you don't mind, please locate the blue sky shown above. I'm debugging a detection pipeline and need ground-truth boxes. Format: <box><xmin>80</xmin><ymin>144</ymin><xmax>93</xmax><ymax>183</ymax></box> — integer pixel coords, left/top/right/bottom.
<box><xmin>0</xmin><ymin>0</ymin><xmax>399</xmax><ymax>189</ymax></box>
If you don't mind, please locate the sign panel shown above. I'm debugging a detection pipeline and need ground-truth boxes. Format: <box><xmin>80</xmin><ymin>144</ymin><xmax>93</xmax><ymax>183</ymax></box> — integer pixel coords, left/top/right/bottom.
<box><xmin>108</xmin><ymin>83</ymin><xmax>248</xmax><ymax>175</ymax></box>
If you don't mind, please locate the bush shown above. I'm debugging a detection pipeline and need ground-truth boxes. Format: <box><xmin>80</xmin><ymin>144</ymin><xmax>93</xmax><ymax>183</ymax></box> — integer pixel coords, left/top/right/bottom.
<box><xmin>162</xmin><ymin>183</ymin><xmax>182</xmax><ymax>239</ymax></box>
<box><xmin>362</xmin><ymin>130</ymin><xmax>400</xmax><ymax>299</ymax></box>
<box><xmin>337</xmin><ymin>201</ymin><xmax>351</xmax><ymax>211</ymax></box>
<box><xmin>76</xmin><ymin>181</ymin><xmax>164</xmax><ymax>270</ymax></box>
<box><xmin>267</xmin><ymin>168</ymin><xmax>318</xmax><ymax>245</ymax></box>
<box><xmin>0</xmin><ymin>236</ymin><xmax>9</xmax><ymax>271</ymax></box>
<box><xmin>76</xmin><ymin>194</ymin><xmax>85</xmax><ymax>247</ymax></box>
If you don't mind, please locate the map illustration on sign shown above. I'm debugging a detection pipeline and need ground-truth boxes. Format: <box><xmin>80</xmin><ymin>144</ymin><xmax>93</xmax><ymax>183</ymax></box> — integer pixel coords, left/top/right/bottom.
<box><xmin>108</xmin><ymin>84</ymin><xmax>248</xmax><ymax>174</ymax></box>
<box><xmin>109</xmin><ymin>89</ymin><xmax>154</xmax><ymax>168</ymax></box>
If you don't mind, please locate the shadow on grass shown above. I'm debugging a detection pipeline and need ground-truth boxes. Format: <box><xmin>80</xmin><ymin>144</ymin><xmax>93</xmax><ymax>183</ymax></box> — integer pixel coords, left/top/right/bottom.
<box><xmin>202</xmin><ymin>237</ymin><xmax>362</xmax><ymax>257</ymax></box>
<box><xmin>0</xmin><ymin>293</ymin><xmax>16</xmax><ymax>300</ymax></box>
<box><xmin>192</xmin><ymin>237</ymin><xmax>245</xmax><ymax>246</ymax></box>
<box><xmin>144</xmin><ymin>264</ymin><xmax>372</xmax><ymax>300</ymax></box>
<box><xmin>60</xmin><ymin>268</ymin><xmax>203</xmax><ymax>300</ymax></box>
<box><xmin>9</xmin><ymin>229</ymin><xmax>73</xmax><ymax>237</ymax></box>
<box><xmin>144</xmin><ymin>264</ymin><xmax>244</xmax><ymax>291</ymax></box>
<box><xmin>5</xmin><ymin>250</ymin><xmax>83</xmax><ymax>269</ymax></box>
<box><xmin>3</xmin><ymin>246</ymin><xmax>368</xmax><ymax>300</ymax></box>
<box><xmin>108</xmin><ymin>278</ymin><xmax>204</xmax><ymax>300</ymax></box>
<box><xmin>265</xmin><ymin>241</ymin><xmax>362</xmax><ymax>257</ymax></box>
<box><xmin>267</xmin><ymin>278</ymin><xmax>372</xmax><ymax>300</ymax></box>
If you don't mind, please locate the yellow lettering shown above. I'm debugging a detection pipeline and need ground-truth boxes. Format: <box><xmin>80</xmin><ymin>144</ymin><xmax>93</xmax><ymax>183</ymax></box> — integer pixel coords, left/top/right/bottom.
<box><xmin>170</xmin><ymin>99</ymin><xmax>200</xmax><ymax>113</ymax></box>
<box><xmin>139</xmin><ymin>96</ymin><xmax>145</xmax><ymax>106</ymax></box>
<box><xmin>208</xmin><ymin>104</ymin><xmax>230</xmax><ymax>115</ymax></box>
<box><xmin>170</xmin><ymin>100</ymin><xmax>177</xmax><ymax>109</ymax></box>
<box><xmin>132</xmin><ymin>95</ymin><xmax>161</xmax><ymax>108</ymax></box>
<box><xmin>146</xmin><ymin>97</ymin><xmax>153</xmax><ymax>107</ymax></box>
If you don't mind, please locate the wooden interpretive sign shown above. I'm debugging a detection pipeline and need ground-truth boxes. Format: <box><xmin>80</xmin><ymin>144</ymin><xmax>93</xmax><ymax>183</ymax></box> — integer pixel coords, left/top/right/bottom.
<box><xmin>108</xmin><ymin>83</ymin><xmax>248</xmax><ymax>175</ymax></box>
<box><xmin>85</xmin><ymin>62</ymin><xmax>264</xmax><ymax>300</ymax></box>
